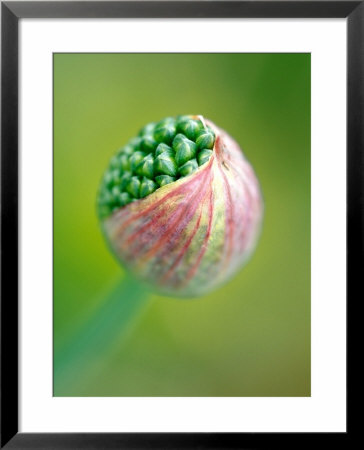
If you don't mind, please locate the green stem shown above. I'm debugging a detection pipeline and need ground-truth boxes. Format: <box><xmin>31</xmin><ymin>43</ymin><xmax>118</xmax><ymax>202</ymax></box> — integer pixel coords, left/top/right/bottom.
<box><xmin>54</xmin><ymin>275</ymin><xmax>150</xmax><ymax>395</ymax></box>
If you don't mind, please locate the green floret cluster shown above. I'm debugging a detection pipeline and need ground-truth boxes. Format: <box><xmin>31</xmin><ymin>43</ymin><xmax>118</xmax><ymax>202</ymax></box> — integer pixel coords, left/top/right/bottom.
<box><xmin>97</xmin><ymin>115</ymin><xmax>215</xmax><ymax>218</ymax></box>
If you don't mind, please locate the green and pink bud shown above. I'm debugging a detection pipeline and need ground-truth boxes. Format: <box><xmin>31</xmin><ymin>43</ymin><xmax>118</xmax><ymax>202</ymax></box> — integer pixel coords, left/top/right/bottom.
<box><xmin>98</xmin><ymin>115</ymin><xmax>263</xmax><ymax>297</ymax></box>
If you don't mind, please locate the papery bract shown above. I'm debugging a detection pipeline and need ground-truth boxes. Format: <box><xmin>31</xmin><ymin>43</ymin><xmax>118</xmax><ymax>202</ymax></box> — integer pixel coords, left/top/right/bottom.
<box><xmin>100</xmin><ymin>119</ymin><xmax>263</xmax><ymax>297</ymax></box>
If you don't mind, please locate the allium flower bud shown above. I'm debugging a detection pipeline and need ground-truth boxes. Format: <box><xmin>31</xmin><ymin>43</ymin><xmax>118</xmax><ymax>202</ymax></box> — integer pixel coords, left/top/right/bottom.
<box><xmin>98</xmin><ymin>115</ymin><xmax>263</xmax><ymax>297</ymax></box>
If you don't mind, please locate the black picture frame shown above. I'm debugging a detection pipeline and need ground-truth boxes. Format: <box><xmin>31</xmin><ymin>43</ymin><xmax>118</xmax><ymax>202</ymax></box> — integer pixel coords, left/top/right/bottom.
<box><xmin>1</xmin><ymin>1</ymin><xmax>358</xmax><ymax>448</ymax></box>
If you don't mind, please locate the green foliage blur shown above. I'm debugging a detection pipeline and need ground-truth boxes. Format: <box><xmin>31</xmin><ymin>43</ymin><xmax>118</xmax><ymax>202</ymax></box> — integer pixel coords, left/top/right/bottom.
<box><xmin>54</xmin><ymin>53</ymin><xmax>310</xmax><ymax>396</ymax></box>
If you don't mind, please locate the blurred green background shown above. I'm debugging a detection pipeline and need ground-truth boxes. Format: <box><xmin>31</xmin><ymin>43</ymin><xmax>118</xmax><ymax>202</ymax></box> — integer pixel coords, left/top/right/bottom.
<box><xmin>54</xmin><ymin>53</ymin><xmax>310</xmax><ymax>396</ymax></box>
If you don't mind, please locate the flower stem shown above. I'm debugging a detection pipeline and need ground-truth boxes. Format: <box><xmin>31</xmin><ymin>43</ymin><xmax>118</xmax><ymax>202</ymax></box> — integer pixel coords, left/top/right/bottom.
<box><xmin>54</xmin><ymin>275</ymin><xmax>150</xmax><ymax>395</ymax></box>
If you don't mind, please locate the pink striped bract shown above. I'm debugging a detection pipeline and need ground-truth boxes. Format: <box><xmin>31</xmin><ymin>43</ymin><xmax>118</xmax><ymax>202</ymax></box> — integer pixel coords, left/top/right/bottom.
<box><xmin>101</xmin><ymin>120</ymin><xmax>263</xmax><ymax>297</ymax></box>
